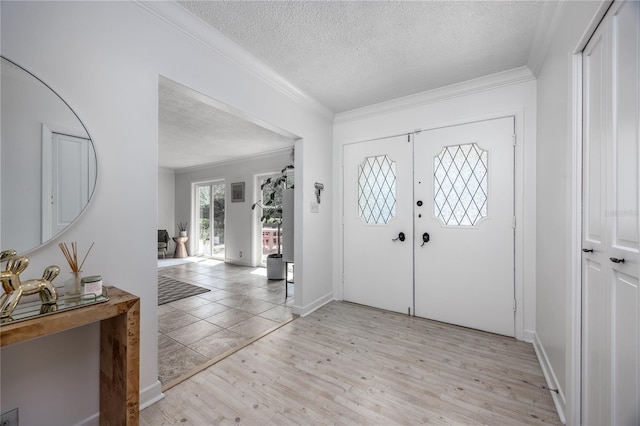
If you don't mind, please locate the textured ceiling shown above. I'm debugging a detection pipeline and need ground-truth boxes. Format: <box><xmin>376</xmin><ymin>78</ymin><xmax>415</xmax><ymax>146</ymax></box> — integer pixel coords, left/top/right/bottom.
<box><xmin>160</xmin><ymin>1</ymin><xmax>545</xmax><ymax>169</ymax></box>
<box><xmin>158</xmin><ymin>77</ymin><xmax>294</xmax><ymax>170</ymax></box>
<box><xmin>177</xmin><ymin>0</ymin><xmax>544</xmax><ymax>113</ymax></box>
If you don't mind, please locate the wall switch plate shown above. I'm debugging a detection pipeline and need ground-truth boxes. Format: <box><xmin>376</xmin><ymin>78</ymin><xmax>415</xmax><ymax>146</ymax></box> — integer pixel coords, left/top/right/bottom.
<box><xmin>310</xmin><ymin>202</ymin><xmax>319</xmax><ymax>213</ymax></box>
<box><xmin>1</xmin><ymin>408</ymin><xmax>18</xmax><ymax>426</ymax></box>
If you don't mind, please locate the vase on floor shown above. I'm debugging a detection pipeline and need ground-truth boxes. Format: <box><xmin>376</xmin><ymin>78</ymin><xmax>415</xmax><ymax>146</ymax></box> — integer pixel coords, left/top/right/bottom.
<box><xmin>266</xmin><ymin>254</ymin><xmax>285</xmax><ymax>280</ymax></box>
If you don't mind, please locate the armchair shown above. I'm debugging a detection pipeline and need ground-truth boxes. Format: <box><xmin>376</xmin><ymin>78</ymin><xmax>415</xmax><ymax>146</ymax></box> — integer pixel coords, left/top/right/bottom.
<box><xmin>158</xmin><ymin>229</ymin><xmax>170</xmax><ymax>258</ymax></box>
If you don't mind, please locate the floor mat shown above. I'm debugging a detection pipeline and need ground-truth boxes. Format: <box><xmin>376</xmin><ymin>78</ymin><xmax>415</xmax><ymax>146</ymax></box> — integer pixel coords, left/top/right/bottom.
<box><xmin>158</xmin><ymin>276</ymin><xmax>210</xmax><ymax>305</ymax></box>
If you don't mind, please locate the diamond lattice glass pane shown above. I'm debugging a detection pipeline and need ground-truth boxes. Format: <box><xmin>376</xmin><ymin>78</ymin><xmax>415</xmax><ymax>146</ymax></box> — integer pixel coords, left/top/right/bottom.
<box><xmin>433</xmin><ymin>143</ymin><xmax>488</xmax><ymax>226</ymax></box>
<box><xmin>358</xmin><ymin>155</ymin><xmax>396</xmax><ymax>224</ymax></box>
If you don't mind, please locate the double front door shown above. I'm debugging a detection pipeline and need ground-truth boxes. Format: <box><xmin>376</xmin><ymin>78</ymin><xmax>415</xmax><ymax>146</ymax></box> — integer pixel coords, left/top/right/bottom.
<box><xmin>343</xmin><ymin>117</ymin><xmax>515</xmax><ymax>336</ymax></box>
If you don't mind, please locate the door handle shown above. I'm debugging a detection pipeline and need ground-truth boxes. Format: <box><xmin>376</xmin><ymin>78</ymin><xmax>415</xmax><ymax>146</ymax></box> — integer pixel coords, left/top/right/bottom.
<box><xmin>392</xmin><ymin>232</ymin><xmax>406</xmax><ymax>242</ymax></box>
<box><xmin>582</xmin><ymin>248</ymin><xmax>594</xmax><ymax>253</ymax></box>
<box><xmin>421</xmin><ymin>232</ymin><xmax>430</xmax><ymax>247</ymax></box>
<box><xmin>610</xmin><ymin>257</ymin><xmax>625</xmax><ymax>264</ymax></box>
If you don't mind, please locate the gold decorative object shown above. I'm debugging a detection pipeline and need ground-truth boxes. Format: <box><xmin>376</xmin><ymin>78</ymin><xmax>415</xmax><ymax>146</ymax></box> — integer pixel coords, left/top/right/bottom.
<box><xmin>0</xmin><ymin>249</ymin><xmax>60</xmax><ymax>320</ymax></box>
<box><xmin>0</xmin><ymin>249</ymin><xmax>16</xmax><ymax>262</ymax></box>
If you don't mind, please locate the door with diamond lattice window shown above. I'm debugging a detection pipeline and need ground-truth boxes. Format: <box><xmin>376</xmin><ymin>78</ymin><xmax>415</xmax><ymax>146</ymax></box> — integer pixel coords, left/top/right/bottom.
<box><xmin>414</xmin><ymin>117</ymin><xmax>514</xmax><ymax>336</ymax></box>
<box><xmin>343</xmin><ymin>135</ymin><xmax>413</xmax><ymax>314</ymax></box>
<box><xmin>343</xmin><ymin>117</ymin><xmax>515</xmax><ymax>336</ymax></box>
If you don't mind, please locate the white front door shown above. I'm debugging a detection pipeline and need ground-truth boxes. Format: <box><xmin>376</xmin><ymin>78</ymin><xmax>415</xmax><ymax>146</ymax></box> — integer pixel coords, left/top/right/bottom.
<box><xmin>414</xmin><ymin>117</ymin><xmax>515</xmax><ymax>336</ymax></box>
<box><xmin>343</xmin><ymin>135</ymin><xmax>413</xmax><ymax>314</ymax></box>
<box><xmin>582</xmin><ymin>1</ymin><xmax>639</xmax><ymax>424</ymax></box>
<box><xmin>343</xmin><ymin>117</ymin><xmax>515</xmax><ymax>336</ymax></box>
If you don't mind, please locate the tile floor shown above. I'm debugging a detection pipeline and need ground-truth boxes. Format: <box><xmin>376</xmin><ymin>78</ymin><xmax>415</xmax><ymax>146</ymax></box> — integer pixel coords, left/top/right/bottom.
<box><xmin>157</xmin><ymin>257</ymin><xmax>294</xmax><ymax>386</ymax></box>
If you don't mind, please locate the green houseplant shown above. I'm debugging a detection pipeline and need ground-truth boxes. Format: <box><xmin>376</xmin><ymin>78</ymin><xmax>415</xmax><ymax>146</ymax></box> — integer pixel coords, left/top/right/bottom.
<box><xmin>252</xmin><ymin>165</ymin><xmax>293</xmax><ymax>279</ymax></box>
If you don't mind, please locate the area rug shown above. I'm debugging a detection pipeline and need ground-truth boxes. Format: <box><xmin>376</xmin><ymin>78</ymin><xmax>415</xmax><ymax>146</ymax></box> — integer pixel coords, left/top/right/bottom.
<box><xmin>158</xmin><ymin>276</ymin><xmax>210</xmax><ymax>305</ymax></box>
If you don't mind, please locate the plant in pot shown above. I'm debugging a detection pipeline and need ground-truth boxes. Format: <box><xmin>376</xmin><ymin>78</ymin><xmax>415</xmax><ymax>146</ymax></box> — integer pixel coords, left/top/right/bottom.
<box><xmin>177</xmin><ymin>222</ymin><xmax>188</xmax><ymax>237</ymax></box>
<box><xmin>252</xmin><ymin>165</ymin><xmax>293</xmax><ymax>280</ymax></box>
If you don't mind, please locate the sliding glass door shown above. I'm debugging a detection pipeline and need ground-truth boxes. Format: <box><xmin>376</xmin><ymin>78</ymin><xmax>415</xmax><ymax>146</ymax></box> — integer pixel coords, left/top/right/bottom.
<box><xmin>195</xmin><ymin>181</ymin><xmax>225</xmax><ymax>259</ymax></box>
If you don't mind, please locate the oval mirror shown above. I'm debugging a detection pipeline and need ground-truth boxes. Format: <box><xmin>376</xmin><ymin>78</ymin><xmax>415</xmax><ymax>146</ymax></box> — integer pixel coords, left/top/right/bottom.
<box><xmin>1</xmin><ymin>56</ymin><xmax>96</xmax><ymax>254</ymax></box>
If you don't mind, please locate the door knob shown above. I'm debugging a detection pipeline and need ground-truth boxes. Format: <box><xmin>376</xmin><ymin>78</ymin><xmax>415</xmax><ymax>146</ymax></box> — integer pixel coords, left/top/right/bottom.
<box><xmin>421</xmin><ymin>232</ymin><xmax>430</xmax><ymax>246</ymax></box>
<box><xmin>392</xmin><ymin>232</ymin><xmax>406</xmax><ymax>242</ymax></box>
<box><xmin>610</xmin><ymin>257</ymin><xmax>625</xmax><ymax>264</ymax></box>
<box><xmin>582</xmin><ymin>248</ymin><xmax>594</xmax><ymax>253</ymax></box>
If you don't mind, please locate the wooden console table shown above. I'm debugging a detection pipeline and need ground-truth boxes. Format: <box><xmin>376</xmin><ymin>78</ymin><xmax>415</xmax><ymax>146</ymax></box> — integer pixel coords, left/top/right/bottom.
<box><xmin>0</xmin><ymin>286</ymin><xmax>140</xmax><ymax>425</ymax></box>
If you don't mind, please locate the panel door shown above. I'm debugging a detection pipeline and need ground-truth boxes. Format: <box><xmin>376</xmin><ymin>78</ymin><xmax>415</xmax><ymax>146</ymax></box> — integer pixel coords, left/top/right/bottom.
<box><xmin>51</xmin><ymin>133</ymin><xmax>94</xmax><ymax>237</ymax></box>
<box><xmin>414</xmin><ymin>117</ymin><xmax>515</xmax><ymax>336</ymax></box>
<box><xmin>582</xmin><ymin>17</ymin><xmax>610</xmax><ymax>425</ymax></box>
<box><xmin>608</xmin><ymin>3</ymin><xmax>639</xmax><ymax>423</ymax></box>
<box><xmin>582</xmin><ymin>1</ymin><xmax>640</xmax><ymax>424</ymax></box>
<box><xmin>343</xmin><ymin>135</ymin><xmax>413</xmax><ymax>314</ymax></box>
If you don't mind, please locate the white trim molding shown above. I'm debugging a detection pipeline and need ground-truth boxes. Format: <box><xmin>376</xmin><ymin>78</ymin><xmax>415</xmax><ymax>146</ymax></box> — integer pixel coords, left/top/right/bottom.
<box><xmin>133</xmin><ymin>1</ymin><xmax>334</xmax><ymax>121</ymax></box>
<box><xmin>175</xmin><ymin>147</ymin><xmax>294</xmax><ymax>175</ymax></box>
<box><xmin>335</xmin><ymin>66</ymin><xmax>535</xmax><ymax>124</ymax></box>
<box><xmin>567</xmin><ymin>51</ymin><xmax>584</xmax><ymax>426</ymax></box>
<box><xmin>527</xmin><ymin>1</ymin><xmax>566</xmax><ymax>76</ymax></box>
<box><xmin>533</xmin><ymin>333</ymin><xmax>567</xmax><ymax>424</ymax></box>
<box><xmin>566</xmin><ymin>3</ymin><xmax>612</xmax><ymax>424</ymax></box>
<box><xmin>292</xmin><ymin>292</ymin><xmax>334</xmax><ymax>317</ymax></box>
<box><xmin>140</xmin><ymin>380</ymin><xmax>165</xmax><ymax>410</ymax></box>
<box><xmin>523</xmin><ymin>329</ymin><xmax>536</xmax><ymax>344</ymax></box>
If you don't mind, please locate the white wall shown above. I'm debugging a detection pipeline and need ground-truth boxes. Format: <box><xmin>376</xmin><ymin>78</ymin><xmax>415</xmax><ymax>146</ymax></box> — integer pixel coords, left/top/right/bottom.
<box><xmin>158</xmin><ymin>167</ymin><xmax>175</xmax><ymax>253</ymax></box>
<box><xmin>1</xmin><ymin>59</ymin><xmax>89</xmax><ymax>253</ymax></box>
<box><xmin>333</xmin><ymin>71</ymin><xmax>537</xmax><ymax>342</ymax></box>
<box><xmin>174</xmin><ymin>150</ymin><xmax>292</xmax><ymax>266</ymax></box>
<box><xmin>0</xmin><ymin>2</ymin><xmax>333</xmax><ymax>424</ymax></box>
<box><xmin>534</xmin><ymin>1</ymin><xmax>605</xmax><ymax>423</ymax></box>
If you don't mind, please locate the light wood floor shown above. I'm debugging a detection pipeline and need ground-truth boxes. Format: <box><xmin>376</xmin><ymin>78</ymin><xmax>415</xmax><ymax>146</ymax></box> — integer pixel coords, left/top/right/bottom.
<box><xmin>142</xmin><ymin>301</ymin><xmax>560</xmax><ymax>425</ymax></box>
<box><xmin>157</xmin><ymin>259</ymin><xmax>294</xmax><ymax>386</ymax></box>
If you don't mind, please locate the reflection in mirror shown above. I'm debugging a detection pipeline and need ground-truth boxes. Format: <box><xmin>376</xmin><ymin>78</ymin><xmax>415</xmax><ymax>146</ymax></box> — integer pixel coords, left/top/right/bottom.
<box><xmin>0</xmin><ymin>290</ymin><xmax>109</xmax><ymax>325</ymax></box>
<box><xmin>1</xmin><ymin>56</ymin><xmax>96</xmax><ymax>254</ymax></box>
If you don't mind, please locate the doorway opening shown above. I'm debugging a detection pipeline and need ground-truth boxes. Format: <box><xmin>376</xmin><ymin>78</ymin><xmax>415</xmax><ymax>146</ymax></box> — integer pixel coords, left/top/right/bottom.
<box><xmin>194</xmin><ymin>180</ymin><xmax>225</xmax><ymax>260</ymax></box>
<box><xmin>256</xmin><ymin>172</ymin><xmax>282</xmax><ymax>266</ymax></box>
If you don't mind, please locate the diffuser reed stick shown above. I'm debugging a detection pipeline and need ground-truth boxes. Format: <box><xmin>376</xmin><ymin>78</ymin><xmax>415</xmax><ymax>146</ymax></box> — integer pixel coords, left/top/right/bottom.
<box><xmin>58</xmin><ymin>241</ymin><xmax>94</xmax><ymax>272</ymax></box>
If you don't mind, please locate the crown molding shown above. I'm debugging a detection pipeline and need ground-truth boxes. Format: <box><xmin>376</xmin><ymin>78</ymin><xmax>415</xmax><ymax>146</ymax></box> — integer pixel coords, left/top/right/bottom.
<box><xmin>133</xmin><ymin>1</ymin><xmax>334</xmax><ymax>121</ymax></box>
<box><xmin>527</xmin><ymin>0</ymin><xmax>566</xmax><ymax>77</ymax></box>
<box><xmin>335</xmin><ymin>66</ymin><xmax>535</xmax><ymax>124</ymax></box>
<box><xmin>174</xmin><ymin>147</ymin><xmax>292</xmax><ymax>175</ymax></box>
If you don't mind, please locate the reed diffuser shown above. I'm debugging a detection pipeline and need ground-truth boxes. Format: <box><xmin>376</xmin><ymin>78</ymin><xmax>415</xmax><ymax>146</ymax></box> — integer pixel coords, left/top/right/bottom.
<box><xmin>59</xmin><ymin>241</ymin><xmax>94</xmax><ymax>296</ymax></box>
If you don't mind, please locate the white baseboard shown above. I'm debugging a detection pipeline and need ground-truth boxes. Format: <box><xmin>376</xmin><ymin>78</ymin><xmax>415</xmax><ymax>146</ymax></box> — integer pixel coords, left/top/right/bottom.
<box><xmin>523</xmin><ymin>329</ymin><xmax>536</xmax><ymax>343</ymax></box>
<box><xmin>76</xmin><ymin>412</ymin><xmax>99</xmax><ymax>426</ymax></box>
<box><xmin>292</xmin><ymin>292</ymin><xmax>334</xmax><ymax>317</ymax></box>
<box><xmin>224</xmin><ymin>258</ymin><xmax>252</xmax><ymax>267</ymax></box>
<box><xmin>140</xmin><ymin>380</ymin><xmax>165</xmax><ymax>410</ymax></box>
<box><xmin>78</xmin><ymin>381</ymin><xmax>164</xmax><ymax>425</ymax></box>
<box><xmin>533</xmin><ymin>333</ymin><xmax>566</xmax><ymax>424</ymax></box>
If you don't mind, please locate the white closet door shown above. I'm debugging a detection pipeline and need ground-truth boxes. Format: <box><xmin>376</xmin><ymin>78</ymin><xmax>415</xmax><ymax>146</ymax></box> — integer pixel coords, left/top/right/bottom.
<box><xmin>582</xmin><ymin>1</ymin><xmax>639</xmax><ymax>424</ymax></box>
<box><xmin>582</xmin><ymin>18</ymin><xmax>610</xmax><ymax>425</ymax></box>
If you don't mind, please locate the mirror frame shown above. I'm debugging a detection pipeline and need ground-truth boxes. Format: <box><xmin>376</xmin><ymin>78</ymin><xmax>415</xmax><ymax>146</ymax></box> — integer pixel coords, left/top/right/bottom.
<box><xmin>1</xmin><ymin>55</ymin><xmax>97</xmax><ymax>254</ymax></box>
